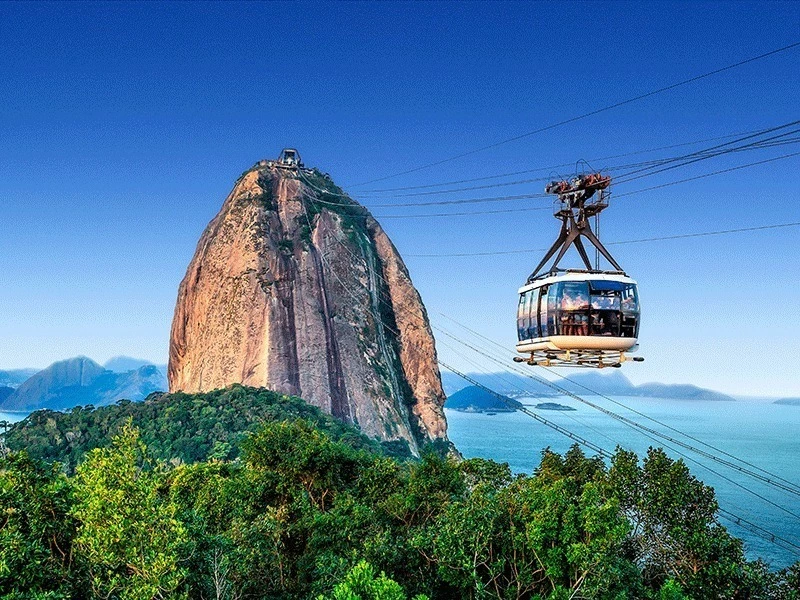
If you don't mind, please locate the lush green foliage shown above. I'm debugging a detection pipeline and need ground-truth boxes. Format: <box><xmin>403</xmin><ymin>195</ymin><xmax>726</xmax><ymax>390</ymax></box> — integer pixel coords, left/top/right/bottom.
<box><xmin>2</xmin><ymin>390</ymin><xmax>799</xmax><ymax>599</ymax></box>
<box><xmin>320</xmin><ymin>561</ymin><xmax>429</xmax><ymax>600</ymax></box>
<box><xmin>4</xmin><ymin>385</ymin><xmax>406</xmax><ymax>472</ymax></box>
<box><xmin>71</xmin><ymin>423</ymin><xmax>187</xmax><ymax>599</ymax></box>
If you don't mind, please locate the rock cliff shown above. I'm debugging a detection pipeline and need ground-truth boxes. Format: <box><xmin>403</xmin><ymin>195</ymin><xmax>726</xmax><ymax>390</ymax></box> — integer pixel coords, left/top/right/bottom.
<box><xmin>168</xmin><ymin>160</ymin><xmax>448</xmax><ymax>453</ymax></box>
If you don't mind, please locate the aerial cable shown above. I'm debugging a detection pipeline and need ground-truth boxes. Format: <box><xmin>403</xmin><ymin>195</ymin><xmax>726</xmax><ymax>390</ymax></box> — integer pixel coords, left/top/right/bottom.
<box><xmin>368</xmin><ymin>192</ymin><xmax>550</xmax><ymax>208</ymax></box>
<box><xmin>433</xmin><ymin>325</ymin><xmax>800</xmax><ymax>522</ymax></box>
<box><xmin>349</xmin><ymin>41</ymin><xmax>800</xmax><ymax>187</ymax></box>
<box><xmin>364</xmin><ymin>177</ymin><xmax>556</xmax><ymax>198</ymax></box>
<box><xmin>376</xmin><ymin>206</ymin><xmax>553</xmax><ymax>219</ymax></box>
<box><xmin>437</xmin><ymin>315</ymin><xmax>800</xmax><ymax>497</ymax></box>
<box><xmin>370</xmin><ymin>150</ymin><xmax>800</xmax><ymax>219</ymax></box>
<box><xmin>360</xmin><ymin>129</ymin><xmax>800</xmax><ymax>199</ymax></box>
<box><xmin>404</xmin><ymin>221</ymin><xmax>800</xmax><ymax>257</ymax></box>
<box><xmin>718</xmin><ymin>509</ymin><xmax>800</xmax><ymax>555</ymax></box>
<box><xmin>365</xmin><ymin>134</ymin><xmax>800</xmax><ymax>202</ymax></box>
<box><xmin>614</xmin><ymin>122</ymin><xmax>800</xmax><ymax>182</ymax></box>
<box><xmin>356</xmin><ymin>129</ymin><xmax>768</xmax><ymax>194</ymax></box>
<box><xmin>368</xmin><ymin>147</ymin><xmax>800</xmax><ymax>216</ymax></box>
<box><xmin>613</xmin><ymin>122</ymin><xmax>800</xmax><ymax>184</ymax></box>
<box><xmin>541</xmin><ymin>362</ymin><xmax>800</xmax><ymax>494</ymax></box>
<box><xmin>298</xmin><ymin>186</ymin><xmax>800</xmax><ymax>551</ymax></box>
<box><xmin>615</xmin><ymin>150</ymin><xmax>800</xmax><ymax>198</ymax></box>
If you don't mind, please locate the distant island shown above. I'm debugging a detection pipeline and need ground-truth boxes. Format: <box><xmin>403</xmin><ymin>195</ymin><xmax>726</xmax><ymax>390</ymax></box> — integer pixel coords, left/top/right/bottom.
<box><xmin>535</xmin><ymin>402</ymin><xmax>576</xmax><ymax>411</ymax></box>
<box><xmin>774</xmin><ymin>398</ymin><xmax>800</xmax><ymax>406</ymax></box>
<box><xmin>445</xmin><ymin>385</ymin><xmax>522</xmax><ymax>413</ymax></box>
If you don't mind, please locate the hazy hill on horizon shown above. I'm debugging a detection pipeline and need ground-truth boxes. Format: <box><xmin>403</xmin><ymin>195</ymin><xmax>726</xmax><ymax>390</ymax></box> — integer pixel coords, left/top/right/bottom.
<box><xmin>445</xmin><ymin>385</ymin><xmax>522</xmax><ymax>413</ymax></box>
<box><xmin>441</xmin><ymin>369</ymin><xmax>737</xmax><ymax>402</ymax></box>
<box><xmin>0</xmin><ymin>368</ymin><xmax>39</xmax><ymax>389</ymax></box>
<box><xmin>0</xmin><ymin>358</ymin><xmax>747</xmax><ymax>413</ymax></box>
<box><xmin>0</xmin><ymin>356</ymin><xmax>167</xmax><ymax>412</ymax></box>
<box><xmin>774</xmin><ymin>398</ymin><xmax>800</xmax><ymax>406</ymax></box>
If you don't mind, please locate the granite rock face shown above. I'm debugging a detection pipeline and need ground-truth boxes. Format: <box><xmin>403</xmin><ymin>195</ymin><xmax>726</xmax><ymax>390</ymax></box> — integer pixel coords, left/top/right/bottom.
<box><xmin>168</xmin><ymin>162</ymin><xmax>448</xmax><ymax>453</ymax></box>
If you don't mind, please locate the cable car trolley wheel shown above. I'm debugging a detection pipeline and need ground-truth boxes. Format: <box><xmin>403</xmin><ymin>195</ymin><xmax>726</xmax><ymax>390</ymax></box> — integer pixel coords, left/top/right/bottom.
<box><xmin>515</xmin><ymin>173</ymin><xmax>643</xmax><ymax>368</ymax></box>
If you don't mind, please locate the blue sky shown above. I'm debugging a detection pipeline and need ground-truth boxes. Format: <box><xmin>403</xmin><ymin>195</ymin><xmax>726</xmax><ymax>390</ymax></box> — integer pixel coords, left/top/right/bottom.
<box><xmin>1</xmin><ymin>1</ymin><xmax>798</xmax><ymax>396</ymax></box>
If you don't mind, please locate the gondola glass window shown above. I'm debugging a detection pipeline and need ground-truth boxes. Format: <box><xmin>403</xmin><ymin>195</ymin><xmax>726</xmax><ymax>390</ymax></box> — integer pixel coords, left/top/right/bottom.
<box><xmin>518</xmin><ymin>280</ymin><xmax>639</xmax><ymax>341</ymax></box>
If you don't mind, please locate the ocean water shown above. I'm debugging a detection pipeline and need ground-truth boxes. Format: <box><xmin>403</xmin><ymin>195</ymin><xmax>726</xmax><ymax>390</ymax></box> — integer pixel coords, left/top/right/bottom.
<box><xmin>446</xmin><ymin>397</ymin><xmax>800</xmax><ymax>569</ymax></box>
<box><xmin>0</xmin><ymin>411</ymin><xmax>27</xmax><ymax>425</ymax></box>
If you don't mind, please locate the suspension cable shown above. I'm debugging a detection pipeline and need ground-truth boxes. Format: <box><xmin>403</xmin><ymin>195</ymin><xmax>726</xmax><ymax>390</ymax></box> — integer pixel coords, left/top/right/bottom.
<box><xmin>349</xmin><ymin>41</ymin><xmax>800</xmax><ymax>187</ymax></box>
<box><xmin>439</xmin><ymin>314</ymin><xmax>800</xmax><ymax>497</ymax></box>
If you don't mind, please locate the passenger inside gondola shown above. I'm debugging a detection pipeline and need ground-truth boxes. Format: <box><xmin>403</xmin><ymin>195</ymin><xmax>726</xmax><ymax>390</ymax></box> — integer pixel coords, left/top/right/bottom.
<box><xmin>559</xmin><ymin>284</ymin><xmax>589</xmax><ymax>335</ymax></box>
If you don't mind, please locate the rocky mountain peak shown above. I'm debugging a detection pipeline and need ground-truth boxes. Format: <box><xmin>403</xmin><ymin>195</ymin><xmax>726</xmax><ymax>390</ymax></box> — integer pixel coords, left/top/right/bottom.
<box><xmin>168</xmin><ymin>157</ymin><xmax>448</xmax><ymax>454</ymax></box>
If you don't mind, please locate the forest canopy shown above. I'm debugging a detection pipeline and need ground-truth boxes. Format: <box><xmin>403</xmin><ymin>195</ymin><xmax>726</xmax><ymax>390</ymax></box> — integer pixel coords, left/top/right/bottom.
<box><xmin>1</xmin><ymin>386</ymin><xmax>798</xmax><ymax>599</ymax></box>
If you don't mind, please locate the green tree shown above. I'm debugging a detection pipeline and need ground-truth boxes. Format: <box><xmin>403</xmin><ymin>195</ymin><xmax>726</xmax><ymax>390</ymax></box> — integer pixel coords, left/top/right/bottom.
<box><xmin>0</xmin><ymin>451</ymin><xmax>79</xmax><ymax>598</ymax></box>
<box><xmin>609</xmin><ymin>447</ymin><xmax>753</xmax><ymax>597</ymax></box>
<box><xmin>321</xmin><ymin>560</ymin><xmax>429</xmax><ymax>600</ymax></box>
<box><xmin>432</xmin><ymin>449</ymin><xmax>639</xmax><ymax>599</ymax></box>
<box><xmin>71</xmin><ymin>423</ymin><xmax>187</xmax><ymax>600</ymax></box>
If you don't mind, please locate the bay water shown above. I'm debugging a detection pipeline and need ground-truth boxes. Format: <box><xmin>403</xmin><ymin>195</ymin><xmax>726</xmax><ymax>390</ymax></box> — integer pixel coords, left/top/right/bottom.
<box><xmin>446</xmin><ymin>397</ymin><xmax>800</xmax><ymax>569</ymax></box>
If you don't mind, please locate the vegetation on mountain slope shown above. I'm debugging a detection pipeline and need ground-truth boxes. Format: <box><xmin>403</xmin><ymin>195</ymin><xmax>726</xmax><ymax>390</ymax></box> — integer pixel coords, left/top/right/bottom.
<box><xmin>3</xmin><ymin>385</ymin><xmax>410</xmax><ymax>471</ymax></box>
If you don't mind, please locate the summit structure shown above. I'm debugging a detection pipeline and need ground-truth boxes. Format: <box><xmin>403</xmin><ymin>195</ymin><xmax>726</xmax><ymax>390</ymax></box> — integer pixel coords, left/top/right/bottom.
<box><xmin>168</xmin><ymin>150</ymin><xmax>448</xmax><ymax>453</ymax></box>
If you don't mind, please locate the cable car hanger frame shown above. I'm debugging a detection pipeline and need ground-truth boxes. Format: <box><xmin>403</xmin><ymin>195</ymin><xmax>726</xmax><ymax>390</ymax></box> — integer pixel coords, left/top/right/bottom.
<box><xmin>528</xmin><ymin>173</ymin><xmax>624</xmax><ymax>281</ymax></box>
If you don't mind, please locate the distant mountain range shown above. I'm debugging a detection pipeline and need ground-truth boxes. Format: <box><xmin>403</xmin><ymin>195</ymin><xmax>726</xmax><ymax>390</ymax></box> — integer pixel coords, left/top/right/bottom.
<box><xmin>0</xmin><ymin>356</ymin><xmax>167</xmax><ymax>412</ymax></box>
<box><xmin>2</xmin><ymin>356</ymin><xmax>791</xmax><ymax>414</ymax></box>
<box><xmin>440</xmin><ymin>370</ymin><xmax>737</xmax><ymax>402</ymax></box>
<box><xmin>0</xmin><ymin>368</ymin><xmax>39</xmax><ymax>389</ymax></box>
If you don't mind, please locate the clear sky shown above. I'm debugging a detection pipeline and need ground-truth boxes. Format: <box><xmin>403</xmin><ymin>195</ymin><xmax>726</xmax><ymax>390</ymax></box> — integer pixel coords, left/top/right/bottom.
<box><xmin>1</xmin><ymin>1</ymin><xmax>798</xmax><ymax>396</ymax></box>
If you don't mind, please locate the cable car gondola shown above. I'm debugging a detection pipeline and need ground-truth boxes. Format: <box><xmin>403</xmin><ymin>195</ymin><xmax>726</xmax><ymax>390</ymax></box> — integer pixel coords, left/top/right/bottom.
<box><xmin>514</xmin><ymin>173</ymin><xmax>643</xmax><ymax>368</ymax></box>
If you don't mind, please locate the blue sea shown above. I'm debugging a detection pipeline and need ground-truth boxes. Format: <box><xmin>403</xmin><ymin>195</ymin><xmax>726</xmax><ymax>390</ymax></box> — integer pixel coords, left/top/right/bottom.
<box><xmin>446</xmin><ymin>397</ymin><xmax>800</xmax><ymax>569</ymax></box>
<box><xmin>0</xmin><ymin>411</ymin><xmax>27</xmax><ymax>425</ymax></box>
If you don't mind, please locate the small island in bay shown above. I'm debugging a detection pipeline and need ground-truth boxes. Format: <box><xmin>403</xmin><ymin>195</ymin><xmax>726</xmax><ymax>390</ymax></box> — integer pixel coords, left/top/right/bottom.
<box><xmin>445</xmin><ymin>385</ymin><xmax>522</xmax><ymax>413</ymax></box>
<box><xmin>774</xmin><ymin>398</ymin><xmax>800</xmax><ymax>406</ymax></box>
<box><xmin>534</xmin><ymin>402</ymin><xmax>576</xmax><ymax>411</ymax></box>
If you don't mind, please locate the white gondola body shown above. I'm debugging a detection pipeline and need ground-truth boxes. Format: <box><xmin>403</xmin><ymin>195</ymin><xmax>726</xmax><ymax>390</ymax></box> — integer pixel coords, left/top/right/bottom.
<box><xmin>516</xmin><ymin>271</ymin><xmax>640</xmax><ymax>357</ymax></box>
